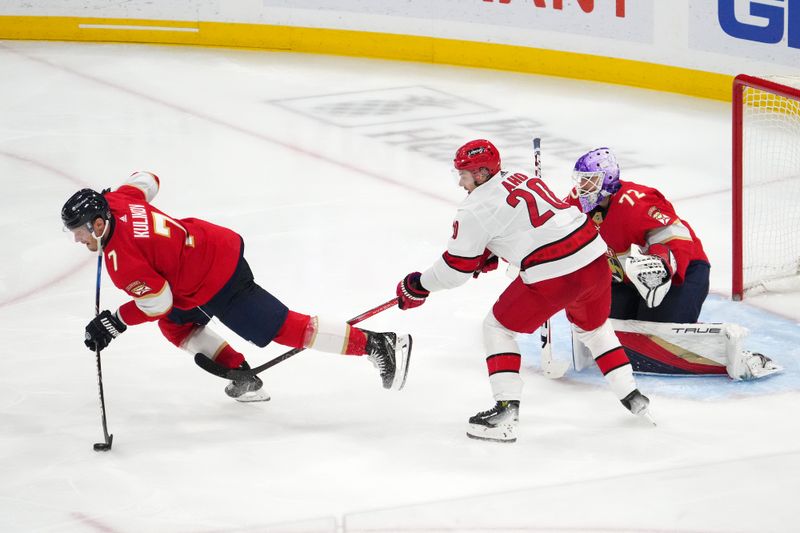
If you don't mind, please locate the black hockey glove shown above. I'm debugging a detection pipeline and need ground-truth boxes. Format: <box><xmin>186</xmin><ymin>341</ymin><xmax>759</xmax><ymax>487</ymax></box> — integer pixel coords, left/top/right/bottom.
<box><xmin>85</xmin><ymin>310</ymin><xmax>127</xmax><ymax>352</ymax></box>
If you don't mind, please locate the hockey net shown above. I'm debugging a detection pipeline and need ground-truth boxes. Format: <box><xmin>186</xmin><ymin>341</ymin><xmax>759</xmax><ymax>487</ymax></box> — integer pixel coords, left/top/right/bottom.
<box><xmin>732</xmin><ymin>74</ymin><xmax>800</xmax><ymax>300</ymax></box>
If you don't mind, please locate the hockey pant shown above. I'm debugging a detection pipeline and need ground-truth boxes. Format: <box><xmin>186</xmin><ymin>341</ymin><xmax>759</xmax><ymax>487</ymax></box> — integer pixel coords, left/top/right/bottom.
<box><xmin>158</xmin><ymin>254</ymin><xmax>368</xmax><ymax>366</ymax></box>
<box><xmin>611</xmin><ymin>260</ymin><xmax>710</xmax><ymax>322</ymax></box>
<box><xmin>487</xmin><ymin>254</ymin><xmax>637</xmax><ymax>401</ymax></box>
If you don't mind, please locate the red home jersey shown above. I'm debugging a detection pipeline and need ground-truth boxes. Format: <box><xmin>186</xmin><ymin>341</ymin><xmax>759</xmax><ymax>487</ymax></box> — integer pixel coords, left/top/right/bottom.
<box><xmin>568</xmin><ymin>180</ymin><xmax>708</xmax><ymax>284</ymax></box>
<box><xmin>103</xmin><ymin>172</ymin><xmax>241</xmax><ymax>325</ymax></box>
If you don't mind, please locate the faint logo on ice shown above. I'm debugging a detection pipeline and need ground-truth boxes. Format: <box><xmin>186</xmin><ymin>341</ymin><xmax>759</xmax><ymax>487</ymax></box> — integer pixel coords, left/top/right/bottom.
<box><xmin>267</xmin><ymin>86</ymin><xmax>654</xmax><ymax>175</ymax></box>
<box><xmin>269</xmin><ymin>86</ymin><xmax>492</xmax><ymax>127</ymax></box>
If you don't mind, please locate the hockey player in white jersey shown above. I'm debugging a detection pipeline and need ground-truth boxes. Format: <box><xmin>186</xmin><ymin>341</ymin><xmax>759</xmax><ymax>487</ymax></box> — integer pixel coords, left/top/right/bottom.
<box><xmin>396</xmin><ymin>139</ymin><xmax>652</xmax><ymax>442</ymax></box>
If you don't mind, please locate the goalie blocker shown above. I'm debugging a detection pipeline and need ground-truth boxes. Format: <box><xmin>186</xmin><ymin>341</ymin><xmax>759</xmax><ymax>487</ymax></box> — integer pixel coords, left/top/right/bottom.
<box><xmin>572</xmin><ymin>319</ymin><xmax>782</xmax><ymax>381</ymax></box>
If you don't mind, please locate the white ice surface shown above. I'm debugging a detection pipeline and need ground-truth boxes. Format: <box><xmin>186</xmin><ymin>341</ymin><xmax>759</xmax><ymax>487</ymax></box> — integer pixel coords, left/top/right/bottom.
<box><xmin>1</xmin><ymin>41</ymin><xmax>799</xmax><ymax>533</ymax></box>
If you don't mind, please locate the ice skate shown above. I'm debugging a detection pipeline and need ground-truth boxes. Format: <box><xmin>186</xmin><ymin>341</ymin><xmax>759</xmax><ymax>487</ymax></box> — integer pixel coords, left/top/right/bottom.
<box><xmin>224</xmin><ymin>362</ymin><xmax>270</xmax><ymax>402</ymax></box>
<box><xmin>466</xmin><ymin>400</ymin><xmax>519</xmax><ymax>443</ymax></box>
<box><xmin>366</xmin><ymin>332</ymin><xmax>412</xmax><ymax>390</ymax></box>
<box><xmin>621</xmin><ymin>389</ymin><xmax>655</xmax><ymax>425</ymax></box>
<box><xmin>741</xmin><ymin>351</ymin><xmax>782</xmax><ymax>380</ymax></box>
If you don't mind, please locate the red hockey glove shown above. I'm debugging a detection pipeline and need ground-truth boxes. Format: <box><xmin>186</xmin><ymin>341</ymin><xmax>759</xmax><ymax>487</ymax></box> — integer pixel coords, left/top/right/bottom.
<box><xmin>472</xmin><ymin>249</ymin><xmax>499</xmax><ymax>278</ymax></box>
<box><xmin>396</xmin><ymin>272</ymin><xmax>430</xmax><ymax>310</ymax></box>
<box><xmin>646</xmin><ymin>243</ymin><xmax>676</xmax><ymax>278</ymax></box>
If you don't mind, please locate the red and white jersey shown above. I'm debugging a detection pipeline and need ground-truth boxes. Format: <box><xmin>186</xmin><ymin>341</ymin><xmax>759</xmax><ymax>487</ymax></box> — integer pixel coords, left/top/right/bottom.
<box><xmin>567</xmin><ymin>180</ymin><xmax>708</xmax><ymax>284</ymax></box>
<box><xmin>420</xmin><ymin>169</ymin><xmax>606</xmax><ymax>291</ymax></box>
<box><xmin>103</xmin><ymin>172</ymin><xmax>242</xmax><ymax>326</ymax></box>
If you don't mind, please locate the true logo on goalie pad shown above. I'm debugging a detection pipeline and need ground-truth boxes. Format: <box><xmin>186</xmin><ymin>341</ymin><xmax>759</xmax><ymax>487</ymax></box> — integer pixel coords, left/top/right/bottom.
<box><xmin>671</xmin><ymin>327</ymin><xmax>722</xmax><ymax>334</ymax></box>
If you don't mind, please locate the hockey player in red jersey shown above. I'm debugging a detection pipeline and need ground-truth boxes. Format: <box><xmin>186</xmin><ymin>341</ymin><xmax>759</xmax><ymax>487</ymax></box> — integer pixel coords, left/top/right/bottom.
<box><xmin>62</xmin><ymin>172</ymin><xmax>411</xmax><ymax>402</ymax></box>
<box><xmin>567</xmin><ymin>147</ymin><xmax>710</xmax><ymax>324</ymax></box>
<box><xmin>395</xmin><ymin>140</ymin><xmax>651</xmax><ymax>443</ymax></box>
<box><xmin>567</xmin><ymin>147</ymin><xmax>778</xmax><ymax>379</ymax></box>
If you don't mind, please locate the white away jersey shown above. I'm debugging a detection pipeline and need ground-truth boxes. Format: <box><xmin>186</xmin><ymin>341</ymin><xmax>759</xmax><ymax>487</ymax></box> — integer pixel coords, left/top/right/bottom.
<box><xmin>420</xmin><ymin>169</ymin><xmax>606</xmax><ymax>291</ymax></box>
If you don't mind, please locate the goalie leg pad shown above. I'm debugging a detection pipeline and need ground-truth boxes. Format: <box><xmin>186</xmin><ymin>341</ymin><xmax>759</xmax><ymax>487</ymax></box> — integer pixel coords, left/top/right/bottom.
<box><xmin>738</xmin><ymin>351</ymin><xmax>783</xmax><ymax>380</ymax></box>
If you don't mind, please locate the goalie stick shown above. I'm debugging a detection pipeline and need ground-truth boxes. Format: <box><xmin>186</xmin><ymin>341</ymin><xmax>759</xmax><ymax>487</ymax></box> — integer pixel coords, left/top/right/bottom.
<box><xmin>532</xmin><ymin>137</ymin><xmax>570</xmax><ymax>379</ymax></box>
<box><xmin>195</xmin><ymin>297</ymin><xmax>400</xmax><ymax>381</ymax></box>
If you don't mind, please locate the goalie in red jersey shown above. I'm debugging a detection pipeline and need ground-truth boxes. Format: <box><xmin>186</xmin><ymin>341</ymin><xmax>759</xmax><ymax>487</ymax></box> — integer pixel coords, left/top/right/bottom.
<box><xmin>62</xmin><ymin>172</ymin><xmax>411</xmax><ymax>402</ymax></box>
<box><xmin>567</xmin><ymin>148</ymin><xmax>779</xmax><ymax>380</ymax></box>
<box><xmin>567</xmin><ymin>147</ymin><xmax>710</xmax><ymax>324</ymax></box>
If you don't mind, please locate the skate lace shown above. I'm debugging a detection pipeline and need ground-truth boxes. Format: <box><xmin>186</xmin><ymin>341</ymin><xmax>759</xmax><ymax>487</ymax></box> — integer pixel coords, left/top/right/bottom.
<box><xmin>368</xmin><ymin>352</ymin><xmax>386</xmax><ymax>373</ymax></box>
<box><xmin>476</xmin><ymin>404</ymin><xmax>502</xmax><ymax>417</ymax></box>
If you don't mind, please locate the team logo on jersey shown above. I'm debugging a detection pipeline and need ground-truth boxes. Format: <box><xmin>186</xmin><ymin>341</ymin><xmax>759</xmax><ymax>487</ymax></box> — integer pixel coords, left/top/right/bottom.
<box><xmin>126</xmin><ymin>280</ymin><xmax>152</xmax><ymax>297</ymax></box>
<box><xmin>606</xmin><ymin>248</ymin><xmax>625</xmax><ymax>283</ymax></box>
<box><xmin>648</xmin><ymin>207</ymin><xmax>671</xmax><ymax>226</ymax></box>
<box><xmin>119</xmin><ymin>214</ymin><xmax>128</xmax><ymax>223</ymax></box>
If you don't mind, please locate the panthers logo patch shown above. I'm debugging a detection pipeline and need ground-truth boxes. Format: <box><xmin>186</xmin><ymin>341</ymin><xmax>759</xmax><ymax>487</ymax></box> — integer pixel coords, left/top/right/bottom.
<box><xmin>126</xmin><ymin>280</ymin><xmax>152</xmax><ymax>297</ymax></box>
<box><xmin>648</xmin><ymin>206</ymin><xmax>671</xmax><ymax>226</ymax></box>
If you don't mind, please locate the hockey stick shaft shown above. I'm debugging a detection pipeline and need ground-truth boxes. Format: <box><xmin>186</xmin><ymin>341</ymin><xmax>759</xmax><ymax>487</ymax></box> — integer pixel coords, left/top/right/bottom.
<box><xmin>531</xmin><ymin>137</ymin><xmax>564</xmax><ymax>376</ymax></box>
<box><xmin>93</xmin><ymin>254</ymin><xmax>113</xmax><ymax>449</ymax></box>
<box><xmin>213</xmin><ymin>297</ymin><xmax>400</xmax><ymax>380</ymax></box>
<box><xmin>532</xmin><ymin>137</ymin><xmax>552</xmax><ymax>359</ymax></box>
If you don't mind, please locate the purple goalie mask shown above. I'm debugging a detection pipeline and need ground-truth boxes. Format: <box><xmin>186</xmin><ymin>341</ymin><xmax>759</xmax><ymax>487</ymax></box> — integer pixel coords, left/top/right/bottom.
<box><xmin>571</xmin><ymin>147</ymin><xmax>621</xmax><ymax>212</ymax></box>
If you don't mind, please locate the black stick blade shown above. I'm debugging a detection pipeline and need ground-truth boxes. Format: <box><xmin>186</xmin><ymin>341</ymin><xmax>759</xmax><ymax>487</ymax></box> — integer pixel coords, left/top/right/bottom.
<box><xmin>93</xmin><ymin>434</ymin><xmax>113</xmax><ymax>452</ymax></box>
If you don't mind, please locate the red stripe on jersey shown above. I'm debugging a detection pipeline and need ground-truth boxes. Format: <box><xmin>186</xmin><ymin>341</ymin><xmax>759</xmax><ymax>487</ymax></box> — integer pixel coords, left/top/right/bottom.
<box><xmin>443</xmin><ymin>251</ymin><xmax>483</xmax><ymax>273</ymax></box>
<box><xmin>617</xmin><ymin>332</ymin><xmax>728</xmax><ymax>374</ymax></box>
<box><xmin>594</xmin><ymin>347</ymin><xmax>630</xmax><ymax>375</ymax></box>
<box><xmin>486</xmin><ymin>352</ymin><xmax>521</xmax><ymax>375</ymax></box>
<box><xmin>521</xmin><ymin>218</ymin><xmax>599</xmax><ymax>270</ymax></box>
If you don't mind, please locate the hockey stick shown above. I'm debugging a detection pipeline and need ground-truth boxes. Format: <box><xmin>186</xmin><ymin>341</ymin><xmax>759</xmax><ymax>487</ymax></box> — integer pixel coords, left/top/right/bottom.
<box><xmin>532</xmin><ymin>137</ymin><xmax>569</xmax><ymax>379</ymax></box>
<box><xmin>195</xmin><ymin>297</ymin><xmax>400</xmax><ymax>381</ymax></box>
<box><xmin>92</xmin><ymin>254</ymin><xmax>114</xmax><ymax>452</ymax></box>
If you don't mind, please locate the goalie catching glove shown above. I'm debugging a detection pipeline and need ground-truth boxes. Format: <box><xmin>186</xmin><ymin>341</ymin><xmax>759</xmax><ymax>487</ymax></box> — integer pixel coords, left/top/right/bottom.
<box><xmin>624</xmin><ymin>243</ymin><xmax>676</xmax><ymax>308</ymax></box>
<box><xmin>85</xmin><ymin>310</ymin><xmax>127</xmax><ymax>351</ymax></box>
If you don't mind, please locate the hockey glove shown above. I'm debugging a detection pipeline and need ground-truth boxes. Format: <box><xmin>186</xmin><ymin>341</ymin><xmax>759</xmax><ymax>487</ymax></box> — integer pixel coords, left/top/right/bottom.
<box><xmin>85</xmin><ymin>310</ymin><xmax>127</xmax><ymax>352</ymax></box>
<box><xmin>396</xmin><ymin>272</ymin><xmax>430</xmax><ymax>310</ymax></box>
<box><xmin>473</xmin><ymin>249</ymin><xmax>499</xmax><ymax>278</ymax></box>
<box><xmin>624</xmin><ymin>244</ymin><xmax>676</xmax><ymax>308</ymax></box>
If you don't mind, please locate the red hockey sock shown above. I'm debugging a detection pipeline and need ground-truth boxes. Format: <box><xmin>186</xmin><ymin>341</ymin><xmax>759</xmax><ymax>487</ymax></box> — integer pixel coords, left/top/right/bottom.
<box><xmin>273</xmin><ymin>310</ymin><xmax>312</xmax><ymax>349</ymax></box>
<box><xmin>594</xmin><ymin>347</ymin><xmax>630</xmax><ymax>375</ymax></box>
<box><xmin>343</xmin><ymin>327</ymin><xmax>367</xmax><ymax>356</ymax></box>
<box><xmin>215</xmin><ymin>344</ymin><xmax>245</xmax><ymax>369</ymax></box>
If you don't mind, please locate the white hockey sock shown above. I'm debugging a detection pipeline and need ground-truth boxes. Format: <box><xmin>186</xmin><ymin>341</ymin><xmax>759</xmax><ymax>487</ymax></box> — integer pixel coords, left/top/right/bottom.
<box><xmin>304</xmin><ymin>317</ymin><xmax>352</xmax><ymax>355</ymax></box>
<box><xmin>183</xmin><ymin>326</ymin><xmax>228</xmax><ymax>359</ymax></box>
<box><xmin>602</xmin><ymin>364</ymin><xmax>637</xmax><ymax>400</ymax></box>
<box><xmin>484</xmin><ymin>312</ymin><xmax>523</xmax><ymax>401</ymax></box>
<box><xmin>574</xmin><ymin>321</ymin><xmax>637</xmax><ymax>400</ymax></box>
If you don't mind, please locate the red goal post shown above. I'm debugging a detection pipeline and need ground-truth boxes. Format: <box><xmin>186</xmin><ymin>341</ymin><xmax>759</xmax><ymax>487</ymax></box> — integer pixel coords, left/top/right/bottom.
<box><xmin>732</xmin><ymin>74</ymin><xmax>800</xmax><ymax>301</ymax></box>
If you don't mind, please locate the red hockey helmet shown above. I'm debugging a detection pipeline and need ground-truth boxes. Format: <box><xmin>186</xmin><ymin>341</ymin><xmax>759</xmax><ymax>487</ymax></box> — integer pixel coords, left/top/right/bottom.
<box><xmin>454</xmin><ymin>139</ymin><xmax>501</xmax><ymax>177</ymax></box>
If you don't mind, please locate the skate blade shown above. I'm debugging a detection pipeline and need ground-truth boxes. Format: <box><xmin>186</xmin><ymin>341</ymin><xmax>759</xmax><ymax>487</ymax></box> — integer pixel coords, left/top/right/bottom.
<box><xmin>391</xmin><ymin>334</ymin><xmax>412</xmax><ymax>391</ymax></box>
<box><xmin>466</xmin><ymin>423</ymin><xmax>517</xmax><ymax>443</ymax></box>
<box><xmin>639</xmin><ymin>409</ymin><xmax>657</xmax><ymax>426</ymax></box>
<box><xmin>234</xmin><ymin>389</ymin><xmax>271</xmax><ymax>403</ymax></box>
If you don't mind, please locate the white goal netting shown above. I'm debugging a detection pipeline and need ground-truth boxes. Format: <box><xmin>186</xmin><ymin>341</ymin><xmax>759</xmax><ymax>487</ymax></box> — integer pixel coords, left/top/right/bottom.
<box><xmin>738</xmin><ymin>75</ymin><xmax>800</xmax><ymax>296</ymax></box>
